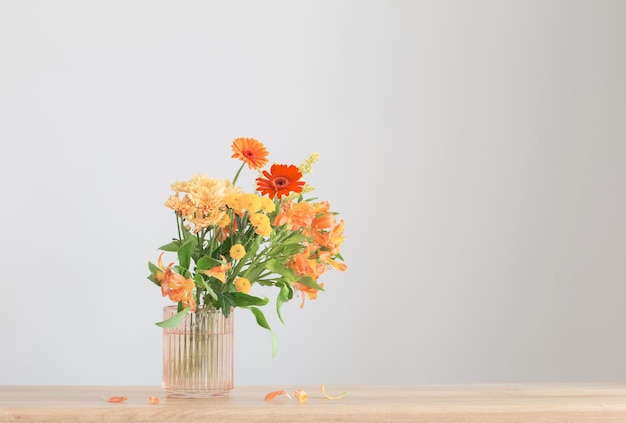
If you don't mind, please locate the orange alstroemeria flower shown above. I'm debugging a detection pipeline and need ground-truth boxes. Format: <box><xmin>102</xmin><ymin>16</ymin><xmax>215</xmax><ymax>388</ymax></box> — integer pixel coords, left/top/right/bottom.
<box><xmin>294</xmin><ymin>281</ymin><xmax>325</xmax><ymax>308</ymax></box>
<box><xmin>290</xmin><ymin>250</ymin><xmax>325</xmax><ymax>280</ymax></box>
<box><xmin>318</xmin><ymin>250</ymin><xmax>347</xmax><ymax>272</ymax></box>
<box><xmin>231</xmin><ymin>137</ymin><xmax>269</xmax><ymax>170</ymax></box>
<box><xmin>256</xmin><ymin>164</ymin><xmax>305</xmax><ymax>199</ymax></box>
<box><xmin>157</xmin><ymin>253</ymin><xmax>196</xmax><ymax>311</ymax></box>
<box><xmin>162</xmin><ymin>269</ymin><xmax>196</xmax><ymax>311</ymax></box>
<box><xmin>200</xmin><ymin>257</ymin><xmax>232</xmax><ymax>283</ymax></box>
<box><xmin>155</xmin><ymin>253</ymin><xmax>174</xmax><ymax>285</ymax></box>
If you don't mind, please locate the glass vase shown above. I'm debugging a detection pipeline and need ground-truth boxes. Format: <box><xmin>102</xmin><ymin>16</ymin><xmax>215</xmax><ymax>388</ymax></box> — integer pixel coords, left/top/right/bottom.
<box><xmin>162</xmin><ymin>306</ymin><xmax>234</xmax><ymax>398</ymax></box>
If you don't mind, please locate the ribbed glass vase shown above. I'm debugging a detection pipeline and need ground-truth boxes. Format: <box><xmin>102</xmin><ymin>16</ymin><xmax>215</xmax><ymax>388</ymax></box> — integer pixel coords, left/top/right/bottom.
<box><xmin>162</xmin><ymin>306</ymin><xmax>234</xmax><ymax>398</ymax></box>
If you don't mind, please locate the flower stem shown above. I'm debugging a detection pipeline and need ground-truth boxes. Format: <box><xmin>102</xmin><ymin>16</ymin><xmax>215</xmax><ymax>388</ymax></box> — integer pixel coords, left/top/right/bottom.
<box><xmin>232</xmin><ymin>162</ymin><xmax>245</xmax><ymax>187</ymax></box>
<box><xmin>176</xmin><ymin>213</ymin><xmax>182</xmax><ymax>241</ymax></box>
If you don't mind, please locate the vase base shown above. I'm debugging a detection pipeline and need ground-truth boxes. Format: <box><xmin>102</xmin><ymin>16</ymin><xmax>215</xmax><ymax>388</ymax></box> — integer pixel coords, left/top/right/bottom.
<box><xmin>165</xmin><ymin>389</ymin><xmax>231</xmax><ymax>399</ymax></box>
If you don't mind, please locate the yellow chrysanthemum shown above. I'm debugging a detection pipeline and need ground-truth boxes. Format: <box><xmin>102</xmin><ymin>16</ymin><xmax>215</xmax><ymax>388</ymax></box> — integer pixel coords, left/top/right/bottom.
<box><xmin>241</xmin><ymin>193</ymin><xmax>262</xmax><ymax>213</ymax></box>
<box><xmin>234</xmin><ymin>277</ymin><xmax>251</xmax><ymax>294</ymax></box>
<box><xmin>224</xmin><ymin>192</ymin><xmax>244</xmax><ymax>212</ymax></box>
<box><xmin>260</xmin><ymin>196</ymin><xmax>275</xmax><ymax>213</ymax></box>
<box><xmin>217</xmin><ymin>213</ymin><xmax>230</xmax><ymax>228</ymax></box>
<box><xmin>249</xmin><ymin>212</ymin><xmax>270</xmax><ymax>228</ymax></box>
<box><xmin>230</xmin><ymin>244</ymin><xmax>246</xmax><ymax>260</ymax></box>
<box><xmin>255</xmin><ymin>223</ymin><xmax>272</xmax><ymax>237</ymax></box>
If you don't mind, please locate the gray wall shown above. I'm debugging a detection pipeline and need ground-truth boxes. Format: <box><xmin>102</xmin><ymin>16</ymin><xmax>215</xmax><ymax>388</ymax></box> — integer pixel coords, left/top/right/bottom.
<box><xmin>1</xmin><ymin>0</ymin><xmax>625</xmax><ymax>386</ymax></box>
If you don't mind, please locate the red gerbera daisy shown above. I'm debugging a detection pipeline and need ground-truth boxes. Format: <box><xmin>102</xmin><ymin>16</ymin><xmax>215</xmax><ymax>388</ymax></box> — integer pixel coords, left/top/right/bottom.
<box><xmin>231</xmin><ymin>137</ymin><xmax>269</xmax><ymax>170</ymax></box>
<box><xmin>256</xmin><ymin>164</ymin><xmax>305</xmax><ymax>199</ymax></box>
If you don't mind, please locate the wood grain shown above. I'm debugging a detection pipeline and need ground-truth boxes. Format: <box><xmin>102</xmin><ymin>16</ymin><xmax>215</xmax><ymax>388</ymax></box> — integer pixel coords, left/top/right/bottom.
<box><xmin>2</xmin><ymin>384</ymin><xmax>626</xmax><ymax>422</ymax></box>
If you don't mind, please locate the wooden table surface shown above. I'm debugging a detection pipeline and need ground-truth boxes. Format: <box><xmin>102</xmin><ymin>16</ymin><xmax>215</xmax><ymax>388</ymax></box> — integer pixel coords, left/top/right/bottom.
<box><xmin>2</xmin><ymin>384</ymin><xmax>626</xmax><ymax>422</ymax></box>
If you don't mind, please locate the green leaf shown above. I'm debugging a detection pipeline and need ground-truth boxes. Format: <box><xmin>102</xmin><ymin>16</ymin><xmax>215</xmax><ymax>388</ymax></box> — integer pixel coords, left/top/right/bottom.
<box><xmin>146</xmin><ymin>274</ymin><xmax>160</xmax><ymax>286</ymax></box>
<box><xmin>264</xmin><ymin>259</ymin><xmax>296</xmax><ymax>281</ymax></box>
<box><xmin>249</xmin><ymin>306</ymin><xmax>270</xmax><ymax>330</ymax></box>
<box><xmin>196</xmin><ymin>256</ymin><xmax>222</xmax><ymax>271</ymax></box>
<box><xmin>158</xmin><ymin>241</ymin><xmax>180</xmax><ymax>252</ymax></box>
<box><xmin>276</xmin><ymin>283</ymin><xmax>292</xmax><ymax>325</ymax></box>
<box><xmin>281</xmin><ymin>233</ymin><xmax>308</xmax><ymax>245</ymax></box>
<box><xmin>296</xmin><ymin>276</ymin><xmax>325</xmax><ymax>291</ymax></box>
<box><xmin>249</xmin><ymin>307</ymin><xmax>279</xmax><ymax>358</ymax></box>
<box><xmin>148</xmin><ymin>261</ymin><xmax>161</xmax><ymax>274</ymax></box>
<box><xmin>232</xmin><ymin>292</ymin><xmax>269</xmax><ymax>307</ymax></box>
<box><xmin>241</xmin><ymin>265</ymin><xmax>264</xmax><ymax>283</ymax></box>
<box><xmin>177</xmin><ymin>237</ymin><xmax>197</xmax><ymax>270</ymax></box>
<box><xmin>219</xmin><ymin>294</ymin><xmax>235</xmax><ymax>317</ymax></box>
<box><xmin>155</xmin><ymin>307</ymin><xmax>190</xmax><ymax>328</ymax></box>
<box><xmin>182</xmin><ymin>226</ymin><xmax>195</xmax><ymax>240</ymax></box>
<box><xmin>194</xmin><ymin>274</ymin><xmax>217</xmax><ymax>301</ymax></box>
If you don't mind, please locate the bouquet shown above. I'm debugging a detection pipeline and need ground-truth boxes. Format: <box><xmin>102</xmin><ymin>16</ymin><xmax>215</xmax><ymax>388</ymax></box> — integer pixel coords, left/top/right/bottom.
<box><xmin>147</xmin><ymin>137</ymin><xmax>346</xmax><ymax>354</ymax></box>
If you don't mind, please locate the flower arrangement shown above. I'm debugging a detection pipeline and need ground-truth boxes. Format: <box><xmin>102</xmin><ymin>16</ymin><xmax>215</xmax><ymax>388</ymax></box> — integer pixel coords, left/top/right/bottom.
<box><xmin>147</xmin><ymin>137</ymin><xmax>346</xmax><ymax>354</ymax></box>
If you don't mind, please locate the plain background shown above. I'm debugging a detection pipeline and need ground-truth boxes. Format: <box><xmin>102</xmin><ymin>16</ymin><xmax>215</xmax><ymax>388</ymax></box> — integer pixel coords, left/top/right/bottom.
<box><xmin>0</xmin><ymin>0</ymin><xmax>625</xmax><ymax>386</ymax></box>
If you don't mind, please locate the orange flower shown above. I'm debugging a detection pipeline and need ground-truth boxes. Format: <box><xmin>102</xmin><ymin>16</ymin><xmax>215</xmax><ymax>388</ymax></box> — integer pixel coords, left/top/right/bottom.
<box><xmin>201</xmin><ymin>259</ymin><xmax>232</xmax><ymax>283</ymax></box>
<box><xmin>294</xmin><ymin>281</ymin><xmax>324</xmax><ymax>308</ymax></box>
<box><xmin>318</xmin><ymin>250</ymin><xmax>348</xmax><ymax>271</ymax></box>
<box><xmin>256</xmin><ymin>164</ymin><xmax>305</xmax><ymax>199</ymax></box>
<box><xmin>105</xmin><ymin>396</ymin><xmax>128</xmax><ymax>403</ymax></box>
<box><xmin>155</xmin><ymin>253</ymin><xmax>174</xmax><ymax>283</ymax></box>
<box><xmin>274</xmin><ymin>200</ymin><xmax>314</xmax><ymax>230</ymax></box>
<box><xmin>264</xmin><ymin>390</ymin><xmax>291</xmax><ymax>401</ymax></box>
<box><xmin>289</xmin><ymin>246</ymin><xmax>327</xmax><ymax>280</ymax></box>
<box><xmin>161</xmin><ymin>269</ymin><xmax>196</xmax><ymax>311</ymax></box>
<box><xmin>231</xmin><ymin>137</ymin><xmax>269</xmax><ymax>170</ymax></box>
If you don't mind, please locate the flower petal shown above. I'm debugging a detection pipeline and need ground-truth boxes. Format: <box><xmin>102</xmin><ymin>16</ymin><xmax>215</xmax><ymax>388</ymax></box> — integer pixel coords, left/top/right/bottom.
<box><xmin>264</xmin><ymin>389</ymin><xmax>292</xmax><ymax>401</ymax></box>
<box><xmin>148</xmin><ymin>396</ymin><xmax>160</xmax><ymax>405</ymax></box>
<box><xmin>320</xmin><ymin>384</ymin><xmax>347</xmax><ymax>399</ymax></box>
<box><xmin>105</xmin><ymin>396</ymin><xmax>128</xmax><ymax>403</ymax></box>
<box><xmin>294</xmin><ymin>389</ymin><xmax>308</xmax><ymax>403</ymax></box>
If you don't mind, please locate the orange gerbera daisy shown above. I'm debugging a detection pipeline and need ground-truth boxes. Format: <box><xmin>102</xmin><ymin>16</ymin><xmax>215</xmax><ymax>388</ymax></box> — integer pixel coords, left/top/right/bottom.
<box><xmin>231</xmin><ymin>137</ymin><xmax>269</xmax><ymax>170</ymax></box>
<box><xmin>256</xmin><ymin>164</ymin><xmax>305</xmax><ymax>199</ymax></box>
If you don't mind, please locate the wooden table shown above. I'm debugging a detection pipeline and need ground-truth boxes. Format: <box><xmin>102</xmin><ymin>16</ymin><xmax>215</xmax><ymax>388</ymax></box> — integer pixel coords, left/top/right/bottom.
<box><xmin>2</xmin><ymin>384</ymin><xmax>626</xmax><ymax>422</ymax></box>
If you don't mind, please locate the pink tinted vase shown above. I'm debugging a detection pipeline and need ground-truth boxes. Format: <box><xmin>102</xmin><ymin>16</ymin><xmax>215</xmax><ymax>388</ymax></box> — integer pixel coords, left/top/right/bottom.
<box><xmin>162</xmin><ymin>306</ymin><xmax>234</xmax><ymax>398</ymax></box>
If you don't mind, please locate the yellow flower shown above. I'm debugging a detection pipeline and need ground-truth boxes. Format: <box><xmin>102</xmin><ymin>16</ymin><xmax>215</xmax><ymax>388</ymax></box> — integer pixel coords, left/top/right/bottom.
<box><xmin>249</xmin><ymin>212</ymin><xmax>270</xmax><ymax>228</ymax></box>
<box><xmin>260</xmin><ymin>196</ymin><xmax>275</xmax><ymax>213</ymax></box>
<box><xmin>224</xmin><ymin>192</ymin><xmax>243</xmax><ymax>211</ymax></box>
<box><xmin>217</xmin><ymin>213</ymin><xmax>230</xmax><ymax>228</ymax></box>
<box><xmin>234</xmin><ymin>277</ymin><xmax>251</xmax><ymax>294</ymax></box>
<box><xmin>294</xmin><ymin>389</ymin><xmax>308</xmax><ymax>403</ymax></box>
<box><xmin>301</xmin><ymin>183</ymin><xmax>315</xmax><ymax>193</ymax></box>
<box><xmin>241</xmin><ymin>193</ymin><xmax>262</xmax><ymax>213</ymax></box>
<box><xmin>255</xmin><ymin>223</ymin><xmax>272</xmax><ymax>237</ymax></box>
<box><xmin>230</xmin><ymin>244</ymin><xmax>246</xmax><ymax>260</ymax></box>
<box><xmin>298</xmin><ymin>152</ymin><xmax>320</xmax><ymax>175</ymax></box>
